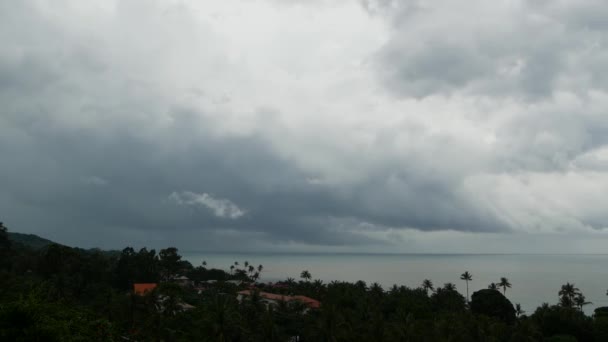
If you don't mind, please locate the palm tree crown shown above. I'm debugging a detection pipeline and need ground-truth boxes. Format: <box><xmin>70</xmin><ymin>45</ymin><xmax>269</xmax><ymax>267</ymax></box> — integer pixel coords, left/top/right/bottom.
<box><xmin>300</xmin><ymin>270</ymin><xmax>312</xmax><ymax>282</ymax></box>
<box><xmin>559</xmin><ymin>282</ymin><xmax>580</xmax><ymax>308</ymax></box>
<box><xmin>574</xmin><ymin>293</ymin><xmax>591</xmax><ymax>311</ymax></box>
<box><xmin>460</xmin><ymin>271</ymin><xmax>473</xmax><ymax>302</ymax></box>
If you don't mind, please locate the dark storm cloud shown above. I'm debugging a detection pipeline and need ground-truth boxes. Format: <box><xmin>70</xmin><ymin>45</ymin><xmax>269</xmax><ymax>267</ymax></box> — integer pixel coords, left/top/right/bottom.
<box><xmin>0</xmin><ymin>98</ymin><xmax>506</xmax><ymax>249</ymax></box>
<box><xmin>2</xmin><ymin>0</ymin><xmax>608</xmax><ymax>252</ymax></box>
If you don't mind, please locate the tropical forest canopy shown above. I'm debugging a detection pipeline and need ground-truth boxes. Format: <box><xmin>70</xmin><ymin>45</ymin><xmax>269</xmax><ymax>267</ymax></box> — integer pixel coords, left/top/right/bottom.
<box><xmin>1</xmin><ymin>222</ymin><xmax>608</xmax><ymax>341</ymax></box>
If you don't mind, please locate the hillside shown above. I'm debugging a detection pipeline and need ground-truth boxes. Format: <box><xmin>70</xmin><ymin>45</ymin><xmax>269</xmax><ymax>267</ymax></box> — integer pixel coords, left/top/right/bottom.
<box><xmin>8</xmin><ymin>232</ymin><xmax>59</xmax><ymax>249</ymax></box>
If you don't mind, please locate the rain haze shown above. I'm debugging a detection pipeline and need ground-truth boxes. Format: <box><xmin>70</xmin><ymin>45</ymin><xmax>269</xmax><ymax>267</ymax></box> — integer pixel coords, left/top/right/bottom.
<box><xmin>2</xmin><ymin>0</ymin><xmax>608</xmax><ymax>254</ymax></box>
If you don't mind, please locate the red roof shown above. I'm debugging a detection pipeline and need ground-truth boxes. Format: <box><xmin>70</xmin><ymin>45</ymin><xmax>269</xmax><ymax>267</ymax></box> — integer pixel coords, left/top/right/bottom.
<box><xmin>238</xmin><ymin>290</ymin><xmax>320</xmax><ymax>309</ymax></box>
<box><xmin>133</xmin><ymin>283</ymin><xmax>157</xmax><ymax>295</ymax></box>
<box><xmin>292</xmin><ymin>295</ymin><xmax>321</xmax><ymax>309</ymax></box>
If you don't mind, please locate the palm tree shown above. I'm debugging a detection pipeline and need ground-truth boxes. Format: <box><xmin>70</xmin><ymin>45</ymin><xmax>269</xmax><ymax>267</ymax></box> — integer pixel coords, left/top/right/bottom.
<box><xmin>285</xmin><ymin>277</ymin><xmax>296</xmax><ymax>286</ymax></box>
<box><xmin>515</xmin><ymin>303</ymin><xmax>525</xmax><ymax>317</ymax></box>
<box><xmin>460</xmin><ymin>271</ymin><xmax>473</xmax><ymax>302</ymax></box>
<box><xmin>421</xmin><ymin>279</ymin><xmax>434</xmax><ymax>296</ymax></box>
<box><xmin>257</xmin><ymin>264</ymin><xmax>263</xmax><ymax>273</ymax></box>
<box><xmin>488</xmin><ymin>283</ymin><xmax>499</xmax><ymax>291</ymax></box>
<box><xmin>230</xmin><ymin>265</ymin><xmax>234</xmax><ymax>274</ymax></box>
<box><xmin>499</xmin><ymin>277</ymin><xmax>511</xmax><ymax>295</ymax></box>
<box><xmin>300</xmin><ymin>270</ymin><xmax>312</xmax><ymax>282</ymax></box>
<box><xmin>202</xmin><ymin>260</ymin><xmax>207</xmax><ymax>267</ymax></box>
<box><xmin>559</xmin><ymin>283</ymin><xmax>580</xmax><ymax>308</ymax></box>
<box><xmin>574</xmin><ymin>293</ymin><xmax>591</xmax><ymax>311</ymax></box>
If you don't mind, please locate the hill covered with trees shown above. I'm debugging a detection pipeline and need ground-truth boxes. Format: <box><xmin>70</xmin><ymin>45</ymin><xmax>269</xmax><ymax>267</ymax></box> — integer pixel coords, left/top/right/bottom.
<box><xmin>2</xmin><ymin>221</ymin><xmax>608</xmax><ymax>341</ymax></box>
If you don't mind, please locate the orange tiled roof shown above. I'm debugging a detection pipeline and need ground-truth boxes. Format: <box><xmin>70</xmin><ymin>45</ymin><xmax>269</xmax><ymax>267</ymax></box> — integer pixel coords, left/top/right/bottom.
<box><xmin>292</xmin><ymin>295</ymin><xmax>321</xmax><ymax>309</ymax></box>
<box><xmin>238</xmin><ymin>290</ymin><xmax>320</xmax><ymax>308</ymax></box>
<box><xmin>134</xmin><ymin>283</ymin><xmax>157</xmax><ymax>295</ymax></box>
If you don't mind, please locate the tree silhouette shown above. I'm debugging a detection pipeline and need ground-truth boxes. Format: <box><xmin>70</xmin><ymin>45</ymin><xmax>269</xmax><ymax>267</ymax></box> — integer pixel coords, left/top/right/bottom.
<box><xmin>0</xmin><ymin>222</ymin><xmax>9</xmax><ymax>249</ymax></box>
<box><xmin>574</xmin><ymin>293</ymin><xmax>591</xmax><ymax>311</ymax></box>
<box><xmin>559</xmin><ymin>282</ymin><xmax>580</xmax><ymax>308</ymax></box>
<box><xmin>488</xmin><ymin>283</ymin><xmax>499</xmax><ymax>291</ymax></box>
<box><xmin>300</xmin><ymin>270</ymin><xmax>312</xmax><ymax>282</ymax></box>
<box><xmin>421</xmin><ymin>279</ymin><xmax>434</xmax><ymax>296</ymax></box>
<box><xmin>460</xmin><ymin>271</ymin><xmax>473</xmax><ymax>302</ymax></box>
<box><xmin>158</xmin><ymin>247</ymin><xmax>181</xmax><ymax>280</ymax></box>
<box><xmin>499</xmin><ymin>277</ymin><xmax>511</xmax><ymax>295</ymax></box>
<box><xmin>515</xmin><ymin>303</ymin><xmax>525</xmax><ymax>317</ymax></box>
<box><xmin>443</xmin><ymin>282</ymin><xmax>456</xmax><ymax>291</ymax></box>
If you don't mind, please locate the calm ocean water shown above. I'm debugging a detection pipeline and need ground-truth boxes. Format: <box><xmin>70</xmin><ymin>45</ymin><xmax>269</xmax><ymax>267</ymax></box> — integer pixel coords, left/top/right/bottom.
<box><xmin>182</xmin><ymin>252</ymin><xmax>608</xmax><ymax>315</ymax></box>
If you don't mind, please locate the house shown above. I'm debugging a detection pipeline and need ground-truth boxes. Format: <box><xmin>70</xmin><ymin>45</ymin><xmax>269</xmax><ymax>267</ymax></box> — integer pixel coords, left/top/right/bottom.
<box><xmin>237</xmin><ymin>290</ymin><xmax>321</xmax><ymax>311</ymax></box>
<box><xmin>291</xmin><ymin>295</ymin><xmax>321</xmax><ymax>309</ymax></box>
<box><xmin>172</xmin><ymin>275</ymin><xmax>193</xmax><ymax>287</ymax></box>
<box><xmin>156</xmin><ymin>295</ymin><xmax>196</xmax><ymax>313</ymax></box>
<box><xmin>133</xmin><ymin>283</ymin><xmax>157</xmax><ymax>296</ymax></box>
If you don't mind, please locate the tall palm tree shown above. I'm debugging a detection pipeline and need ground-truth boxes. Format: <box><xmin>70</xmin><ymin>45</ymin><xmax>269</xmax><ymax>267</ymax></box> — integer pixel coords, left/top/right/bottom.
<box><xmin>421</xmin><ymin>279</ymin><xmax>434</xmax><ymax>296</ymax></box>
<box><xmin>257</xmin><ymin>264</ymin><xmax>263</xmax><ymax>273</ymax></box>
<box><xmin>460</xmin><ymin>271</ymin><xmax>473</xmax><ymax>302</ymax></box>
<box><xmin>499</xmin><ymin>277</ymin><xmax>511</xmax><ymax>295</ymax></box>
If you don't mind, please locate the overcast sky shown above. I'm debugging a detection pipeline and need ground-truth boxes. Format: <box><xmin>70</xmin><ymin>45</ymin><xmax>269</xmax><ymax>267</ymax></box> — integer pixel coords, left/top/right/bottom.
<box><xmin>2</xmin><ymin>0</ymin><xmax>608</xmax><ymax>253</ymax></box>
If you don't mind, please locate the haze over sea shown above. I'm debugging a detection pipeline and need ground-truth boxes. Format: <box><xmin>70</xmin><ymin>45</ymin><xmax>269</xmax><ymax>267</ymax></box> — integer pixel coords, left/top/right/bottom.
<box><xmin>183</xmin><ymin>252</ymin><xmax>608</xmax><ymax>315</ymax></box>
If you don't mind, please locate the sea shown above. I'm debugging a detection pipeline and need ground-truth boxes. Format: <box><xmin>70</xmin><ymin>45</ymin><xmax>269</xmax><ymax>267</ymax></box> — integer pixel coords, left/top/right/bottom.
<box><xmin>181</xmin><ymin>252</ymin><xmax>608</xmax><ymax>315</ymax></box>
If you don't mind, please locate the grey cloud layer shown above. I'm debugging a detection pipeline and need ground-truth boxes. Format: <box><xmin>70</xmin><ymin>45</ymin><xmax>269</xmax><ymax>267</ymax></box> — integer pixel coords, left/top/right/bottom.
<box><xmin>1</xmin><ymin>0</ymin><xmax>607</xmax><ymax>251</ymax></box>
<box><xmin>372</xmin><ymin>0</ymin><xmax>608</xmax><ymax>99</ymax></box>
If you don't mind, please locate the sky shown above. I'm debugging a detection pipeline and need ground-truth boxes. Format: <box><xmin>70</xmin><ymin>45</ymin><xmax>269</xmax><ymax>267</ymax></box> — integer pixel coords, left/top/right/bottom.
<box><xmin>1</xmin><ymin>0</ymin><xmax>608</xmax><ymax>253</ymax></box>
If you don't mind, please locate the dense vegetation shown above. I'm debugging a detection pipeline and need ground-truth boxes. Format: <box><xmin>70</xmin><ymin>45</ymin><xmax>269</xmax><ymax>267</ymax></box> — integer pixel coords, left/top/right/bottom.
<box><xmin>2</xmin><ymin>222</ymin><xmax>608</xmax><ymax>341</ymax></box>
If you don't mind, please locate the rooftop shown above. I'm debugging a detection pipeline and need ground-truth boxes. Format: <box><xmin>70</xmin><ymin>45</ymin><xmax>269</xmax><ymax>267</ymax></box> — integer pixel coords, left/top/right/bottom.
<box><xmin>238</xmin><ymin>290</ymin><xmax>321</xmax><ymax>309</ymax></box>
<box><xmin>133</xmin><ymin>283</ymin><xmax>157</xmax><ymax>295</ymax></box>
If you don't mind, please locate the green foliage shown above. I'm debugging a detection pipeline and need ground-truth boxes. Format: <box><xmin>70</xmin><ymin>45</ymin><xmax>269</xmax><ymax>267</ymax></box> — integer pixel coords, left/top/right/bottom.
<box><xmin>2</xmin><ymin>223</ymin><xmax>608</xmax><ymax>341</ymax></box>
<box><xmin>0</xmin><ymin>296</ymin><xmax>116</xmax><ymax>341</ymax></box>
<box><xmin>531</xmin><ymin>304</ymin><xmax>593</xmax><ymax>341</ymax></box>
<box><xmin>470</xmin><ymin>289</ymin><xmax>516</xmax><ymax>324</ymax></box>
<box><xmin>159</xmin><ymin>247</ymin><xmax>182</xmax><ymax>279</ymax></box>
<box><xmin>594</xmin><ymin>306</ymin><xmax>608</xmax><ymax>318</ymax></box>
<box><xmin>0</xmin><ymin>222</ymin><xmax>10</xmax><ymax>270</ymax></box>
<box><xmin>593</xmin><ymin>317</ymin><xmax>608</xmax><ymax>341</ymax></box>
<box><xmin>431</xmin><ymin>283</ymin><xmax>466</xmax><ymax>313</ymax></box>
